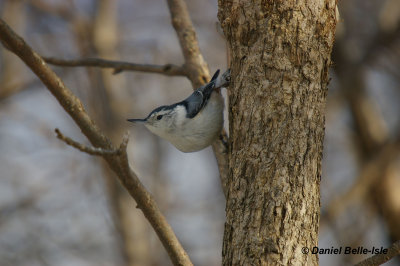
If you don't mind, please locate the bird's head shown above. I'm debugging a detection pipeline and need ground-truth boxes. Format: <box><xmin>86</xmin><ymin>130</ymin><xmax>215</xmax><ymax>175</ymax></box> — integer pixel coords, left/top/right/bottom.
<box><xmin>127</xmin><ymin>104</ymin><xmax>185</xmax><ymax>138</ymax></box>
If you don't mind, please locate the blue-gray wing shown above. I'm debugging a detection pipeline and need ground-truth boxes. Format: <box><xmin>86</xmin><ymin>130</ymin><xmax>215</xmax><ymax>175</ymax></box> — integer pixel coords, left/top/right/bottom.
<box><xmin>184</xmin><ymin>90</ymin><xmax>205</xmax><ymax>118</ymax></box>
<box><xmin>184</xmin><ymin>70</ymin><xmax>220</xmax><ymax>118</ymax></box>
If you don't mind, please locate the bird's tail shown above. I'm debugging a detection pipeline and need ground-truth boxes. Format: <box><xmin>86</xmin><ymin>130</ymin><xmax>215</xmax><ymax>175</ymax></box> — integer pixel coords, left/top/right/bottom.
<box><xmin>210</xmin><ymin>69</ymin><xmax>220</xmax><ymax>82</ymax></box>
<box><xmin>198</xmin><ymin>68</ymin><xmax>230</xmax><ymax>95</ymax></box>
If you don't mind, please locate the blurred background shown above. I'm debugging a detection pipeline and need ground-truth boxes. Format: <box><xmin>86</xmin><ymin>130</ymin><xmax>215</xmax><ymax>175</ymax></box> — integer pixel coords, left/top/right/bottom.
<box><xmin>0</xmin><ymin>0</ymin><xmax>399</xmax><ymax>265</ymax></box>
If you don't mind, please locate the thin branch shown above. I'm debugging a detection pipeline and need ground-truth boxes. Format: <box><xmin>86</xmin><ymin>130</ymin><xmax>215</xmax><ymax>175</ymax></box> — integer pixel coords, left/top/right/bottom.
<box><xmin>55</xmin><ymin>128</ymin><xmax>128</xmax><ymax>156</ymax></box>
<box><xmin>355</xmin><ymin>240</ymin><xmax>400</xmax><ymax>266</ymax></box>
<box><xmin>42</xmin><ymin>56</ymin><xmax>187</xmax><ymax>76</ymax></box>
<box><xmin>0</xmin><ymin>19</ymin><xmax>192</xmax><ymax>266</ymax></box>
<box><xmin>167</xmin><ymin>0</ymin><xmax>210</xmax><ymax>87</ymax></box>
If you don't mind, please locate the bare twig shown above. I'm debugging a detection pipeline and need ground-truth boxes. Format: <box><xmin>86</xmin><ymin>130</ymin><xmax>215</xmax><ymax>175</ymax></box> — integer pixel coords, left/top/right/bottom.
<box><xmin>0</xmin><ymin>19</ymin><xmax>192</xmax><ymax>266</ymax></box>
<box><xmin>167</xmin><ymin>0</ymin><xmax>229</xmax><ymax>197</ymax></box>
<box><xmin>55</xmin><ymin>128</ymin><xmax>128</xmax><ymax>156</ymax></box>
<box><xmin>118</xmin><ymin>131</ymin><xmax>130</xmax><ymax>150</ymax></box>
<box><xmin>355</xmin><ymin>240</ymin><xmax>400</xmax><ymax>266</ymax></box>
<box><xmin>42</xmin><ymin>57</ymin><xmax>187</xmax><ymax>76</ymax></box>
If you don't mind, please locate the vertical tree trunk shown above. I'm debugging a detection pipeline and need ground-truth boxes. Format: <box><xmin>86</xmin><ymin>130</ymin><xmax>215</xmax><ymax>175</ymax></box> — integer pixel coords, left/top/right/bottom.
<box><xmin>218</xmin><ymin>1</ymin><xmax>337</xmax><ymax>265</ymax></box>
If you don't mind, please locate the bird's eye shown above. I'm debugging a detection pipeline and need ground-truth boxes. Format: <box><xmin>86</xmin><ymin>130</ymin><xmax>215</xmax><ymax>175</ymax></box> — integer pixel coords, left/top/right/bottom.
<box><xmin>156</xmin><ymin>115</ymin><xmax>163</xmax><ymax>120</ymax></box>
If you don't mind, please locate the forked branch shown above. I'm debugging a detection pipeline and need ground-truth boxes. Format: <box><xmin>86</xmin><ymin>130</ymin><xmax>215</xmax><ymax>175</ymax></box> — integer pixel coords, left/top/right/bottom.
<box><xmin>55</xmin><ymin>128</ymin><xmax>129</xmax><ymax>156</ymax></box>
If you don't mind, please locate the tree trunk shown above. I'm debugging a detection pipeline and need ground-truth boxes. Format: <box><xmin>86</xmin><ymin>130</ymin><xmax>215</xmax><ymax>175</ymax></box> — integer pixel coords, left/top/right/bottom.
<box><xmin>218</xmin><ymin>1</ymin><xmax>337</xmax><ymax>265</ymax></box>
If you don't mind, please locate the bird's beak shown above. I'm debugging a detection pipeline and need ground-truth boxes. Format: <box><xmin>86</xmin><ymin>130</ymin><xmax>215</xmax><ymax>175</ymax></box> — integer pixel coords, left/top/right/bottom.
<box><xmin>127</xmin><ymin>118</ymin><xmax>146</xmax><ymax>123</ymax></box>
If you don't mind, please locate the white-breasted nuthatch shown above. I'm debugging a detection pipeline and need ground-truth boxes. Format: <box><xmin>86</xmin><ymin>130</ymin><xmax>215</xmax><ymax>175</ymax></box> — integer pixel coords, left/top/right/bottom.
<box><xmin>128</xmin><ymin>69</ymin><xmax>230</xmax><ymax>152</ymax></box>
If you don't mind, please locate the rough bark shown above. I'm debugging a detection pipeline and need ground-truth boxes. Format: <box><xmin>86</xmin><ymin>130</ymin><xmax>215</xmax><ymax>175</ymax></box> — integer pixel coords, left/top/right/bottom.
<box><xmin>218</xmin><ymin>1</ymin><xmax>336</xmax><ymax>265</ymax></box>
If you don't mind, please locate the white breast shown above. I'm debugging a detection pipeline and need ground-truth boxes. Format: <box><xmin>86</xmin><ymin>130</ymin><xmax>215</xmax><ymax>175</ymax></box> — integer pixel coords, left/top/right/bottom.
<box><xmin>168</xmin><ymin>92</ymin><xmax>224</xmax><ymax>152</ymax></box>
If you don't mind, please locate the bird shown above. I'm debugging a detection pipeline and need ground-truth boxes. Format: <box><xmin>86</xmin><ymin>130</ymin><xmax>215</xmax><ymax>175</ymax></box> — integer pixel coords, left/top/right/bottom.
<box><xmin>127</xmin><ymin>69</ymin><xmax>230</xmax><ymax>152</ymax></box>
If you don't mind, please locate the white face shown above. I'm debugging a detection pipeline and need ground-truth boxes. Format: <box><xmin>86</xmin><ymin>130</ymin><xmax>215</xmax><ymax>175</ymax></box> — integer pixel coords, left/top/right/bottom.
<box><xmin>144</xmin><ymin>105</ymin><xmax>188</xmax><ymax>139</ymax></box>
<box><xmin>128</xmin><ymin>104</ymin><xmax>188</xmax><ymax>148</ymax></box>
<box><xmin>144</xmin><ymin>107</ymin><xmax>175</xmax><ymax>136</ymax></box>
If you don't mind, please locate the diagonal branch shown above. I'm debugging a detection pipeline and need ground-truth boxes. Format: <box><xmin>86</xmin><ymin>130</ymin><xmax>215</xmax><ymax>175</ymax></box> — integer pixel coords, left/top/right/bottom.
<box><xmin>43</xmin><ymin>56</ymin><xmax>187</xmax><ymax>76</ymax></box>
<box><xmin>167</xmin><ymin>0</ymin><xmax>210</xmax><ymax>88</ymax></box>
<box><xmin>0</xmin><ymin>19</ymin><xmax>192</xmax><ymax>266</ymax></box>
<box><xmin>354</xmin><ymin>240</ymin><xmax>400</xmax><ymax>266</ymax></box>
<box><xmin>167</xmin><ymin>0</ymin><xmax>229</xmax><ymax>197</ymax></box>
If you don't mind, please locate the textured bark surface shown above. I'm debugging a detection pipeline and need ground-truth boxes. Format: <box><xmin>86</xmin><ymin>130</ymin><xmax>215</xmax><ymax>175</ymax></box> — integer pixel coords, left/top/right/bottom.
<box><xmin>218</xmin><ymin>0</ymin><xmax>336</xmax><ymax>265</ymax></box>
